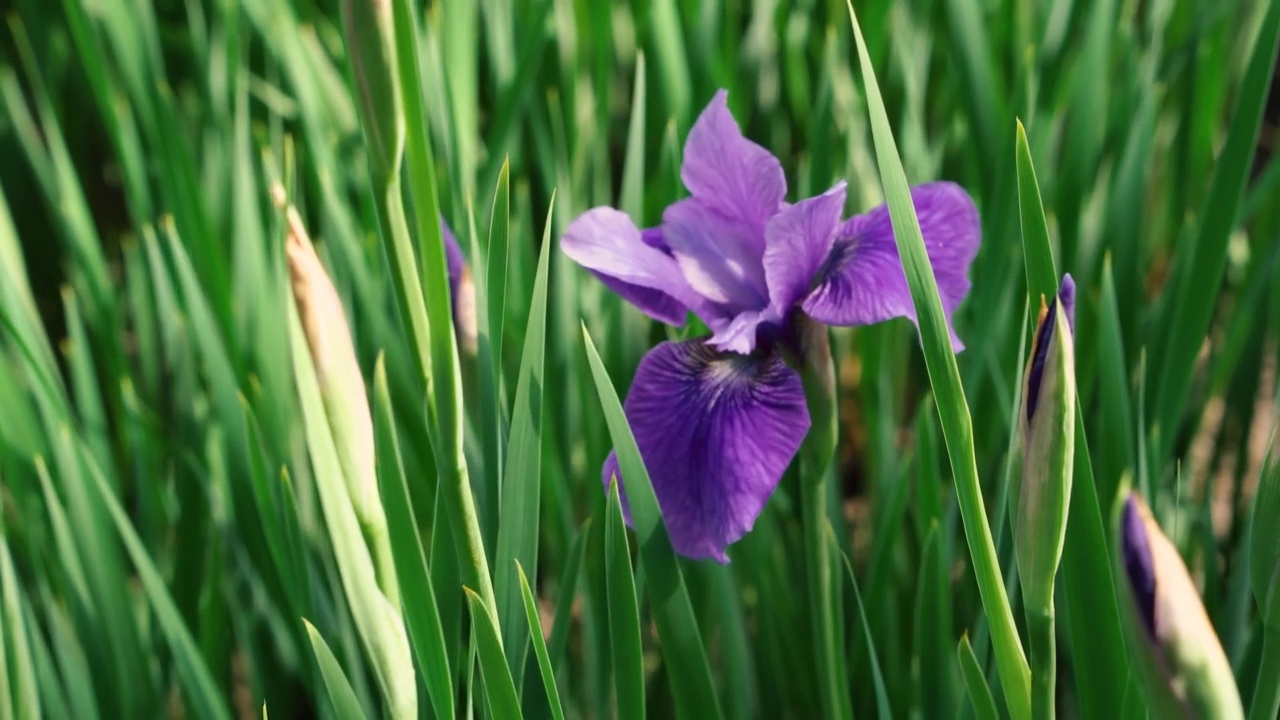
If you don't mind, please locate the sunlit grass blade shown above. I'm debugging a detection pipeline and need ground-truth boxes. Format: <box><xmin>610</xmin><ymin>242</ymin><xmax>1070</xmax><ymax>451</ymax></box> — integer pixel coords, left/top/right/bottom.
<box><xmin>581</xmin><ymin>325</ymin><xmax>722</xmax><ymax>719</ymax></box>
<box><xmin>842</xmin><ymin>3</ymin><xmax>1029</xmax><ymax>717</ymax></box>
<box><xmin>0</xmin><ymin>531</ymin><xmax>39</xmax><ymax>720</ymax></box>
<box><xmin>959</xmin><ymin>634</ymin><xmax>999</xmax><ymax>720</ymax></box>
<box><xmin>304</xmin><ymin>619</ymin><xmax>371</xmax><ymax>720</ymax></box>
<box><xmin>372</xmin><ymin>356</ymin><xmax>455</xmax><ymax>720</ymax></box>
<box><xmin>1015</xmin><ymin>121</ymin><xmax>1056</xmax><ymax>301</ymax></box>
<box><xmin>516</xmin><ymin>561</ymin><xmax>566</xmax><ymax>720</ymax></box>
<box><xmin>495</xmin><ymin>196</ymin><xmax>554</xmax><ymax>682</ymax></box>
<box><xmin>464</xmin><ymin>588</ymin><xmax>523</xmax><ymax>719</ymax></box>
<box><xmin>605</xmin><ymin>477</ymin><xmax>645</xmax><ymax>720</ymax></box>
<box><xmin>1151</xmin><ymin>0</ymin><xmax>1280</xmax><ymax>463</ymax></box>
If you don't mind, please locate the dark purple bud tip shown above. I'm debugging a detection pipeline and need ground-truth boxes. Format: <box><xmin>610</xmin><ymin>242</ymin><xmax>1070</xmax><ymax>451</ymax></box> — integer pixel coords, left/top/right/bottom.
<box><xmin>1058</xmin><ymin>274</ymin><xmax>1076</xmax><ymax>336</ymax></box>
<box><xmin>1025</xmin><ymin>275</ymin><xmax>1077</xmax><ymax>422</ymax></box>
<box><xmin>1121</xmin><ymin>493</ymin><xmax>1157</xmax><ymax>639</ymax></box>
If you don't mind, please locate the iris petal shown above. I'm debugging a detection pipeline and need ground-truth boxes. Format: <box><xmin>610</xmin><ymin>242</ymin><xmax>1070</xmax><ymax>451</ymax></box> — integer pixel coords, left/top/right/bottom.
<box><xmin>801</xmin><ymin>182</ymin><xmax>979</xmax><ymax>351</ymax></box>
<box><xmin>662</xmin><ymin>198</ymin><xmax>770</xmax><ymax>311</ymax></box>
<box><xmin>561</xmin><ymin>207</ymin><xmax>702</xmax><ymax>325</ymax></box>
<box><xmin>600</xmin><ymin>339</ymin><xmax>810</xmax><ymax>562</ymax></box>
<box><xmin>681</xmin><ymin>89</ymin><xmax>787</xmax><ymax>229</ymax></box>
<box><xmin>763</xmin><ymin>181</ymin><xmax>847</xmax><ymax>314</ymax></box>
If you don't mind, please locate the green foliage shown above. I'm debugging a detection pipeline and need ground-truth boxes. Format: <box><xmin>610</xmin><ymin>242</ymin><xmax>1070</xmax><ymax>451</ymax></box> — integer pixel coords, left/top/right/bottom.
<box><xmin>0</xmin><ymin>0</ymin><xmax>1276</xmax><ymax>717</ymax></box>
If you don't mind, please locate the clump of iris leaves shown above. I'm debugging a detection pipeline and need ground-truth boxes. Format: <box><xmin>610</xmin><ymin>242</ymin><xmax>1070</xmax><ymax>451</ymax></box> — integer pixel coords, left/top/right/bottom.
<box><xmin>0</xmin><ymin>0</ymin><xmax>1279</xmax><ymax>719</ymax></box>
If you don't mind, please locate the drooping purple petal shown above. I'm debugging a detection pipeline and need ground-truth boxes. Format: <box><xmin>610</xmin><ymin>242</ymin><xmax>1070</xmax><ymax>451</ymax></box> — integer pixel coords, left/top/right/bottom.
<box><xmin>662</xmin><ymin>198</ymin><xmax>770</xmax><ymax>312</ymax></box>
<box><xmin>600</xmin><ymin>340</ymin><xmax>810</xmax><ymax>562</ymax></box>
<box><xmin>763</xmin><ymin>181</ymin><xmax>847</xmax><ymax>314</ymax></box>
<box><xmin>801</xmin><ymin>182</ymin><xmax>980</xmax><ymax>351</ymax></box>
<box><xmin>1121</xmin><ymin>493</ymin><xmax>1157</xmax><ymax>639</ymax></box>
<box><xmin>561</xmin><ymin>207</ymin><xmax>702</xmax><ymax>325</ymax></box>
<box><xmin>681</xmin><ymin>90</ymin><xmax>787</xmax><ymax>229</ymax></box>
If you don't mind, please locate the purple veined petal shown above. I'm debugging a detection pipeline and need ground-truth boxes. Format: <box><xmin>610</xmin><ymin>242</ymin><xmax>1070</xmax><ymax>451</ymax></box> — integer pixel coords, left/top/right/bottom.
<box><xmin>681</xmin><ymin>90</ymin><xmax>787</xmax><ymax>229</ymax></box>
<box><xmin>763</xmin><ymin>181</ymin><xmax>848</xmax><ymax>314</ymax></box>
<box><xmin>561</xmin><ymin>207</ymin><xmax>703</xmax><ymax>325</ymax></box>
<box><xmin>599</xmin><ymin>339</ymin><xmax>810</xmax><ymax>562</ymax></box>
<box><xmin>801</xmin><ymin>182</ymin><xmax>980</xmax><ymax>351</ymax></box>
<box><xmin>662</xmin><ymin>197</ymin><xmax>771</xmax><ymax>311</ymax></box>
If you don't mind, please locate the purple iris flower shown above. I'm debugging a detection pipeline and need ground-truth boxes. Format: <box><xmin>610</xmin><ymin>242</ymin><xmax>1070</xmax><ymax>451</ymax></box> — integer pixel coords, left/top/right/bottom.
<box><xmin>561</xmin><ymin>90</ymin><xmax>981</xmax><ymax>562</ymax></box>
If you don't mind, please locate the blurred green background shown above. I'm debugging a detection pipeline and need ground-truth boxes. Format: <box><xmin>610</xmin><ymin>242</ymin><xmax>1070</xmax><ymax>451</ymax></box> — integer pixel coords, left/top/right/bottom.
<box><xmin>0</xmin><ymin>0</ymin><xmax>1277</xmax><ymax>717</ymax></box>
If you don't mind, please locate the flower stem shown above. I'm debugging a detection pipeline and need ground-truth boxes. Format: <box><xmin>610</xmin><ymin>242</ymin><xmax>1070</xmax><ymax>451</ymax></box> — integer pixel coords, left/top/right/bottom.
<box><xmin>1249</xmin><ymin>627</ymin><xmax>1280</xmax><ymax>720</ymax></box>
<box><xmin>795</xmin><ymin>317</ymin><xmax>850</xmax><ymax>719</ymax></box>
<box><xmin>801</xmin><ymin>470</ymin><xmax>847</xmax><ymax>720</ymax></box>
<box><xmin>1027</xmin><ymin>605</ymin><xmax>1056</xmax><ymax>720</ymax></box>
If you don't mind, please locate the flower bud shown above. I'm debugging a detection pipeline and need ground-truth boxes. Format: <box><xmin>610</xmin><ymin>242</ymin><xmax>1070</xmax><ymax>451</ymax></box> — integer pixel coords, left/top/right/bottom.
<box><xmin>1117</xmin><ymin>493</ymin><xmax>1243</xmax><ymax>718</ymax></box>
<box><xmin>441</xmin><ymin>221</ymin><xmax>477</xmax><ymax>358</ymax></box>
<box><xmin>275</xmin><ymin>186</ymin><xmax>399</xmax><ymax>607</ymax></box>
<box><xmin>341</xmin><ymin>0</ymin><xmax>404</xmax><ymax>184</ymax></box>
<box><xmin>1015</xmin><ymin>275</ymin><xmax>1076</xmax><ymax>610</ymax></box>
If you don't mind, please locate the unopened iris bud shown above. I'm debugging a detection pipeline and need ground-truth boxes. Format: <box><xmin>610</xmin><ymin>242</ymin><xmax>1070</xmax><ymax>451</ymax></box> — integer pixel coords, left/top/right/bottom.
<box><xmin>1117</xmin><ymin>493</ymin><xmax>1243</xmax><ymax>718</ymax></box>
<box><xmin>275</xmin><ymin>186</ymin><xmax>399</xmax><ymax>608</ymax></box>
<box><xmin>341</xmin><ymin>0</ymin><xmax>404</xmax><ymax>183</ymax></box>
<box><xmin>1015</xmin><ymin>275</ymin><xmax>1076</xmax><ymax>612</ymax></box>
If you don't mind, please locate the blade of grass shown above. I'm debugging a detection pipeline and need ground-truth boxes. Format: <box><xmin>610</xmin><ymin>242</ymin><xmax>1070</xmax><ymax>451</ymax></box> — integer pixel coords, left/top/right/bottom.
<box><xmin>495</xmin><ymin>197</ymin><xmax>554</xmax><ymax>683</ymax></box>
<box><xmin>78</xmin><ymin>442</ymin><xmax>231</xmax><ymax>720</ymax></box>
<box><xmin>548</xmin><ymin>519</ymin><xmax>591</xmax><ymax>670</ymax></box>
<box><xmin>959</xmin><ymin>634</ymin><xmax>1000</xmax><ymax>720</ymax></box>
<box><xmin>304</xmin><ymin>620</ymin><xmax>371</xmax><ymax>720</ymax></box>
<box><xmin>843</xmin><ymin>4</ymin><xmax>1030</xmax><ymax>717</ymax></box>
<box><xmin>1151</xmin><ymin>0</ymin><xmax>1280</xmax><ymax>463</ymax></box>
<box><xmin>0</xmin><ymin>531</ymin><xmax>38</xmax><ymax>720</ymax></box>
<box><xmin>604</xmin><ymin>477</ymin><xmax>645</xmax><ymax>720</ymax></box>
<box><xmin>516</xmin><ymin>561</ymin><xmax>566</xmax><ymax>720</ymax></box>
<box><xmin>836</xmin><ymin>531</ymin><xmax>892</xmax><ymax>719</ymax></box>
<box><xmin>372</xmin><ymin>356</ymin><xmax>455</xmax><ymax>720</ymax></box>
<box><xmin>581</xmin><ymin>325</ymin><xmax>722</xmax><ymax>719</ymax></box>
<box><xmin>391</xmin><ymin>0</ymin><xmax>499</xmax><ymax>634</ymax></box>
<box><xmin>464</xmin><ymin>588</ymin><xmax>523</xmax><ymax>719</ymax></box>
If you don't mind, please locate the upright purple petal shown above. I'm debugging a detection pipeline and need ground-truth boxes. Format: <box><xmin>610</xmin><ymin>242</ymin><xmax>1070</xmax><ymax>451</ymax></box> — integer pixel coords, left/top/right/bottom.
<box><xmin>562</xmin><ymin>207</ymin><xmax>702</xmax><ymax>325</ymax></box>
<box><xmin>763</xmin><ymin>181</ymin><xmax>847</xmax><ymax>313</ymax></box>
<box><xmin>601</xmin><ymin>340</ymin><xmax>810</xmax><ymax>562</ymax></box>
<box><xmin>801</xmin><ymin>182</ymin><xmax>979</xmax><ymax>351</ymax></box>
<box><xmin>662</xmin><ymin>198</ymin><xmax>770</xmax><ymax>311</ymax></box>
<box><xmin>681</xmin><ymin>90</ymin><xmax>787</xmax><ymax>229</ymax></box>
